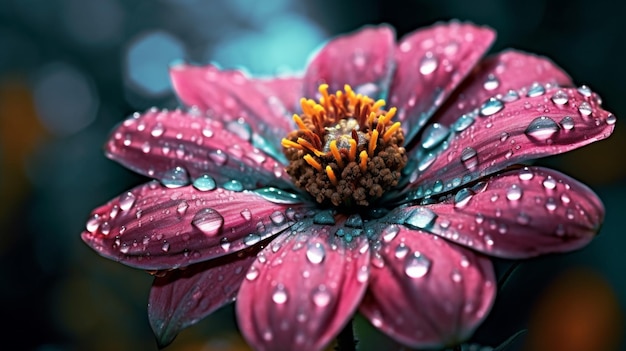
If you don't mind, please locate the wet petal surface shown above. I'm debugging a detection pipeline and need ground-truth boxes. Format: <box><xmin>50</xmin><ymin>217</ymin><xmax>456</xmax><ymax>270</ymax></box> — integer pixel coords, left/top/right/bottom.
<box><xmin>148</xmin><ymin>249</ymin><xmax>257</xmax><ymax>347</ymax></box>
<box><xmin>81</xmin><ymin>181</ymin><xmax>311</xmax><ymax>270</ymax></box>
<box><xmin>303</xmin><ymin>25</ymin><xmax>395</xmax><ymax>101</ymax></box>
<box><xmin>402</xmin><ymin>85</ymin><xmax>615</xmax><ymax>199</ymax></box>
<box><xmin>360</xmin><ymin>226</ymin><xmax>495</xmax><ymax>348</ymax></box>
<box><xmin>389</xmin><ymin>21</ymin><xmax>495</xmax><ymax>143</ymax></box>
<box><xmin>236</xmin><ymin>220</ymin><xmax>370</xmax><ymax>351</ymax></box>
<box><xmin>432</xmin><ymin>50</ymin><xmax>572</xmax><ymax>127</ymax></box>
<box><xmin>253</xmin><ymin>76</ymin><xmax>304</xmax><ymax>114</ymax></box>
<box><xmin>169</xmin><ymin>64</ymin><xmax>295</xmax><ymax>160</ymax></box>
<box><xmin>106</xmin><ymin>108</ymin><xmax>293</xmax><ymax>190</ymax></box>
<box><xmin>401</xmin><ymin>167</ymin><xmax>604</xmax><ymax>258</ymax></box>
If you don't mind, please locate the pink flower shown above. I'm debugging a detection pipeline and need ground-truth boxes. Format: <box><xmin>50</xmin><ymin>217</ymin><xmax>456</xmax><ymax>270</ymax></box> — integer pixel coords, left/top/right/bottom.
<box><xmin>82</xmin><ymin>21</ymin><xmax>616</xmax><ymax>350</ymax></box>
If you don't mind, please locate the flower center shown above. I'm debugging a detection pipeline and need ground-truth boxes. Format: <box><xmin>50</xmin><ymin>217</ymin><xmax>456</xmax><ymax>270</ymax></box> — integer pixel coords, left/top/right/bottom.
<box><xmin>282</xmin><ymin>84</ymin><xmax>407</xmax><ymax>207</ymax></box>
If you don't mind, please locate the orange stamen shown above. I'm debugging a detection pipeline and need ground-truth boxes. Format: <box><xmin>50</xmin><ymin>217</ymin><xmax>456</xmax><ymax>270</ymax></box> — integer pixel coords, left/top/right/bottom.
<box><xmin>383</xmin><ymin>122</ymin><xmax>402</xmax><ymax>142</ymax></box>
<box><xmin>329</xmin><ymin>140</ymin><xmax>344</xmax><ymax>168</ymax></box>
<box><xmin>348</xmin><ymin>139</ymin><xmax>357</xmax><ymax>162</ymax></box>
<box><xmin>372</xmin><ymin>99</ymin><xmax>386</xmax><ymax>111</ymax></box>
<box><xmin>326</xmin><ymin>165</ymin><xmax>338</xmax><ymax>186</ymax></box>
<box><xmin>282</xmin><ymin>138</ymin><xmax>303</xmax><ymax>149</ymax></box>
<box><xmin>293</xmin><ymin>114</ymin><xmax>309</xmax><ymax>131</ymax></box>
<box><xmin>368</xmin><ymin>129</ymin><xmax>379</xmax><ymax>155</ymax></box>
<box><xmin>297</xmin><ymin>138</ymin><xmax>324</xmax><ymax>156</ymax></box>
<box><xmin>303</xmin><ymin>154</ymin><xmax>322</xmax><ymax>171</ymax></box>
<box><xmin>359</xmin><ymin>151</ymin><xmax>368</xmax><ymax>173</ymax></box>
<box><xmin>378</xmin><ymin>107</ymin><xmax>397</xmax><ymax>125</ymax></box>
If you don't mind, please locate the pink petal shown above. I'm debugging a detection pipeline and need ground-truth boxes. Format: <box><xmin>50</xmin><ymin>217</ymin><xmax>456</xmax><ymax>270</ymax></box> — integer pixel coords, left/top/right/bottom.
<box><xmin>432</xmin><ymin>50</ymin><xmax>572</xmax><ymax>127</ymax></box>
<box><xmin>106</xmin><ymin>108</ymin><xmax>293</xmax><ymax>190</ymax></box>
<box><xmin>236</xmin><ymin>221</ymin><xmax>370</xmax><ymax>351</ymax></box>
<box><xmin>169</xmin><ymin>63</ymin><xmax>296</xmax><ymax>160</ymax></box>
<box><xmin>403</xmin><ymin>85</ymin><xmax>616</xmax><ymax>199</ymax></box>
<box><xmin>254</xmin><ymin>76</ymin><xmax>304</xmax><ymax>114</ymax></box>
<box><xmin>81</xmin><ymin>181</ymin><xmax>311</xmax><ymax>270</ymax></box>
<box><xmin>360</xmin><ymin>226</ymin><xmax>495</xmax><ymax>348</ymax></box>
<box><xmin>149</xmin><ymin>250</ymin><xmax>257</xmax><ymax>347</ymax></box>
<box><xmin>389</xmin><ymin>21</ymin><xmax>495</xmax><ymax>142</ymax></box>
<box><xmin>403</xmin><ymin>167</ymin><xmax>604</xmax><ymax>258</ymax></box>
<box><xmin>302</xmin><ymin>25</ymin><xmax>395</xmax><ymax>100</ymax></box>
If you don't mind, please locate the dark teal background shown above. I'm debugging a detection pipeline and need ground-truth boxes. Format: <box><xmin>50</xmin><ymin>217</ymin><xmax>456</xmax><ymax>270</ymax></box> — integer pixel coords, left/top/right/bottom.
<box><xmin>0</xmin><ymin>0</ymin><xmax>624</xmax><ymax>350</ymax></box>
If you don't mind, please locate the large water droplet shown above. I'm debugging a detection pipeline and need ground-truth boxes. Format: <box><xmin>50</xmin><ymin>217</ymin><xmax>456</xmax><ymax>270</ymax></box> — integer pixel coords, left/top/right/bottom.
<box><xmin>483</xmin><ymin>74</ymin><xmax>499</xmax><ymax>90</ymax></box>
<box><xmin>119</xmin><ymin>192</ymin><xmax>136</xmax><ymax>211</ymax></box>
<box><xmin>419</xmin><ymin>52</ymin><xmax>438</xmax><ymax>75</ymax></box>
<box><xmin>405</xmin><ymin>207</ymin><xmax>437</xmax><ymax>230</ymax></box>
<box><xmin>192</xmin><ymin>174</ymin><xmax>216</xmax><ymax>191</ymax></box>
<box><xmin>542</xmin><ymin>176</ymin><xmax>557</xmax><ymax>190</ymax></box>
<box><xmin>272</xmin><ymin>285</ymin><xmax>288</xmax><ymax>304</ymax></box>
<box><xmin>420</xmin><ymin>123</ymin><xmax>450</xmax><ymax>149</ymax></box>
<box><xmin>161</xmin><ymin>167</ymin><xmax>190</xmax><ymax>188</ymax></box>
<box><xmin>606</xmin><ymin>114</ymin><xmax>616</xmax><ymax>125</ymax></box>
<box><xmin>559</xmin><ymin>116</ymin><xmax>575</xmax><ymax>130</ymax></box>
<box><xmin>518</xmin><ymin>167</ymin><xmax>534</xmax><ymax>181</ymax></box>
<box><xmin>223</xmin><ymin>179</ymin><xmax>244</xmax><ymax>192</ymax></box>
<box><xmin>382</xmin><ymin>225</ymin><xmax>400</xmax><ymax>243</ymax></box>
<box><xmin>86</xmin><ymin>214</ymin><xmax>101</xmax><ymax>233</ymax></box>
<box><xmin>454</xmin><ymin>188</ymin><xmax>474</xmax><ymax>208</ymax></box>
<box><xmin>506</xmin><ymin>184</ymin><xmax>523</xmax><ymax>201</ymax></box>
<box><xmin>246</xmin><ymin>266</ymin><xmax>259</xmax><ymax>281</ymax></box>
<box><xmin>311</xmin><ymin>285</ymin><xmax>331</xmax><ymax>307</ymax></box>
<box><xmin>578</xmin><ymin>102</ymin><xmax>592</xmax><ymax>116</ymax></box>
<box><xmin>452</xmin><ymin>113</ymin><xmax>475</xmax><ymax>132</ymax></box>
<box><xmin>192</xmin><ymin>208</ymin><xmax>224</xmax><ymax>236</ymax></box>
<box><xmin>479</xmin><ymin>97</ymin><xmax>504</xmax><ymax>116</ymax></box>
<box><xmin>460</xmin><ymin>147</ymin><xmax>478</xmax><ymax>170</ymax></box>
<box><xmin>306</xmin><ymin>242</ymin><xmax>326</xmax><ymax>264</ymax></box>
<box><xmin>254</xmin><ymin>187</ymin><xmax>301</xmax><ymax>204</ymax></box>
<box><xmin>417</xmin><ymin>152</ymin><xmax>436</xmax><ymax>172</ymax></box>
<box><xmin>270</xmin><ymin>211</ymin><xmax>285</xmax><ymax>225</ymax></box>
<box><xmin>404</xmin><ymin>251</ymin><xmax>431</xmax><ymax>278</ymax></box>
<box><xmin>551</xmin><ymin>90</ymin><xmax>569</xmax><ymax>105</ymax></box>
<box><xmin>577</xmin><ymin>85</ymin><xmax>592</xmax><ymax>97</ymax></box>
<box><xmin>527</xmin><ymin>83</ymin><xmax>545</xmax><ymax>97</ymax></box>
<box><xmin>525</xmin><ymin>116</ymin><xmax>560</xmax><ymax>141</ymax></box>
<box><xmin>394</xmin><ymin>243</ymin><xmax>409</xmax><ymax>259</ymax></box>
<box><xmin>151</xmin><ymin>122</ymin><xmax>165</xmax><ymax>137</ymax></box>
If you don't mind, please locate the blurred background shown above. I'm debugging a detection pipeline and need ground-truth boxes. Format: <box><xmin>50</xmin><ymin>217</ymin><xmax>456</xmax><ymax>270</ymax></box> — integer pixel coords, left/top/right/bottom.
<box><xmin>0</xmin><ymin>0</ymin><xmax>624</xmax><ymax>350</ymax></box>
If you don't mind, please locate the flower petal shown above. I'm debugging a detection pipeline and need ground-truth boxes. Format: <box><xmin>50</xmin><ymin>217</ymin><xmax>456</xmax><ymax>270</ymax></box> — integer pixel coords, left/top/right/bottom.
<box><xmin>169</xmin><ymin>63</ymin><xmax>296</xmax><ymax>160</ymax></box>
<box><xmin>389</xmin><ymin>21</ymin><xmax>495</xmax><ymax>143</ymax></box>
<box><xmin>254</xmin><ymin>76</ymin><xmax>304</xmax><ymax>114</ymax></box>
<box><xmin>360</xmin><ymin>226</ymin><xmax>495</xmax><ymax>348</ymax></box>
<box><xmin>81</xmin><ymin>181</ymin><xmax>311</xmax><ymax>270</ymax></box>
<box><xmin>402</xmin><ymin>85</ymin><xmax>615</xmax><ymax>199</ymax></box>
<box><xmin>236</xmin><ymin>220</ymin><xmax>370</xmax><ymax>351</ymax></box>
<box><xmin>302</xmin><ymin>25</ymin><xmax>395</xmax><ymax>100</ymax></box>
<box><xmin>432</xmin><ymin>50</ymin><xmax>572</xmax><ymax>127</ymax></box>
<box><xmin>106</xmin><ymin>108</ymin><xmax>293</xmax><ymax>190</ymax></box>
<box><xmin>148</xmin><ymin>250</ymin><xmax>257</xmax><ymax>347</ymax></box>
<box><xmin>403</xmin><ymin>167</ymin><xmax>604</xmax><ymax>258</ymax></box>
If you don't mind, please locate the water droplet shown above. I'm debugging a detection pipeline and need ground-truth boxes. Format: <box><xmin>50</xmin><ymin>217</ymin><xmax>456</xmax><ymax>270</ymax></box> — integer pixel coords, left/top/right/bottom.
<box><xmin>314</xmin><ymin>210</ymin><xmax>336</xmax><ymax>225</ymax></box>
<box><xmin>86</xmin><ymin>214</ymin><xmax>101</xmax><ymax>233</ymax></box>
<box><xmin>311</xmin><ymin>285</ymin><xmax>331</xmax><ymax>307</ymax></box>
<box><xmin>118</xmin><ymin>192</ymin><xmax>136</xmax><ymax>211</ymax></box>
<box><xmin>517</xmin><ymin>212</ymin><xmax>531</xmax><ymax>225</ymax></box>
<box><xmin>577</xmin><ymin>85</ymin><xmax>592</xmax><ymax>97</ymax></box>
<box><xmin>545</xmin><ymin>197</ymin><xmax>557</xmax><ymax>212</ymax></box>
<box><xmin>176</xmin><ymin>200</ymin><xmax>189</xmax><ymax>215</ymax></box>
<box><xmin>345</xmin><ymin>214</ymin><xmax>363</xmax><ymax>228</ymax></box>
<box><xmin>578</xmin><ymin>102</ymin><xmax>592</xmax><ymax>116</ymax></box>
<box><xmin>551</xmin><ymin>90</ymin><xmax>569</xmax><ymax>105</ymax></box>
<box><xmin>270</xmin><ymin>211</ymin><xmax>285</xmax><ymax>225</ymax></box>
<box><xmin>272</xmin><ymin>285</ymin><xmax>288</xmax><ymax>304</ymax></box>
<box><xmin>483</xmin><ymin>74</ymin><xmax>499</xmax><ymax>90</ymax></box>
<box><xmin>191</xmin><ymin>208</ymin><xmax>224</xmax><ymax>237</ymax></box>
<box><xmin>240</xmin><ymin>208</ymin><xmax>252</xmax><ymax>221</ymax></box>
<box><xmin>243</xmin><ymin>233</ymin><xmax>261</xmax><ymax>246</ymax></box>
<box><xmin>192</xmin><ymin>174</ymin><xmax>216</xmax><ymax>191</ymax></box>
<box><xmin>527</xmin><ymin>83</ymin><xmax>545</xmax><ymax>97</ymax></box>
<box><xmin>394</xmin><ymin>243</ymin><xmax>409</xmax><ymax>259</ymax></box>
<box><xmin>161</xmin><ymin>167</ymin><xmax>190</xmax><ymax>188</ymax></box>
<box><xmin>151</xmin><ymin>122</ymin><xmax>165</xmax><ymax>137</ymax></box>
<box><xmin>223</xmin><ymin>179</ymin><xmax>244</xmax><ymax>192</ymax></box>
<box><xmin>420</xmin><ymin>123</ymin><xmax>450</xmax><ymax>149</ymax></box>
<box><xmin>246</xmin><ymin>266</ymin><xmax>259</xmax><ymax>281</ymax></box>
<box><xmin>454</xmin><ymin>188</ymin><xmax>474</xmax><ymax>208</ymax></box>
<box><xmin>209</xmin><ymin>150</ymin><xmax>228</xmax><ymax>166</ymax></box>
<box><xmin>542</xmin><ymin>176</ymin><xmax>557</xmax><ymax>190</ymax></box>
<box><xmin>226</xmin><ymin>118</ymin><xmax>252</xmax><ymax>141</ymax></box>
<box><xmin>506</xmin><ymin>185</ymin><xmax>523</xmax><ymax>201</ymax></box>
<box><xmin>382</xmin><ymin>225</ymin><xmax>400</xmax><ymax>243</ymax></box>
<box><xmin>161</xmin><ymin>242</ymin><xmax>170</xmax><ymax>252</ymax></box>
<box><xmin>404</xmin><ymin>251</ymin><xmax>431</xmax><ymax>278</ymax></box>
<box><xmin>451</xmin><ymin>270</ymin><xmax>463</xmax><ymax>283</ymax></box>
<box><xmin>525</xmin><ymin>116</ymin><xmax>560</xmax><ymax>141</ymax></box>
<box><xmin>460</xmin><ymin>147</ymin><xmax>478</xmax><ymax>170</ymax></box>
<box><xmin>417</xmin><ymin>152</ymin><xmax>436</xmax><ymax>172</ymax></box>
<box><xmin>141</xmin><ymin>142</ymin><xmax>151</xmax><ymax>153</ymax></box>
<box><xmin>606</xmin><ymin>114</ymin><xmax>616</xmax><ymax>125</ymax></box>
<box><xmin>254</xmin><ymin>187</ymin><xmax>300</xmax><ymax>204</ymax></box>
<box><xmin>518</xmin><ymin>167</ymin><xmax>534</xmax><ymax>181</ymax></box>
<box><xmin>405</xmin><ymin>207</ymin><xmax>437</xmax><ymax>230</ymax></box>
<box><xmin>479</xmin><ymin>97</ymin><xmax>504</xmax><ymax>116</ymax></box>
<box><xmin>306</xmin><ymin>242</ymin><xmax>325</xmax><ymax>264</ymax></box>
<box><xmin>501</xmin><ymin>89</ymin><xmax>520</xmax><ymax>102</ymax></box>
<box><xmin>452</xmin><ymin>113</ymin><xmax>475</xmax><ymax>132</ymax></box>
<box><xmin>559</xmin><ymin>116</ymin><xmax>575</xmax><ymax>130</ymax></box>
<box><xmin>220</xmin><ymin>237</ymin><xmax>230</xmax><ymax>251</ymax></box>
<box><xmin>419</xmin><ymin>52</ymin><xmax>438</xmax><ymax>75</ymax></box>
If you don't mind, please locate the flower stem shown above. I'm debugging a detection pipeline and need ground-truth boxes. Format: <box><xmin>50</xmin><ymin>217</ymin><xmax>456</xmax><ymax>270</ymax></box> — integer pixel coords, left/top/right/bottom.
<box><xmin>335</xmin><ymin>318</ymin><xmax>356</xmax><ymax>351</ymax></box>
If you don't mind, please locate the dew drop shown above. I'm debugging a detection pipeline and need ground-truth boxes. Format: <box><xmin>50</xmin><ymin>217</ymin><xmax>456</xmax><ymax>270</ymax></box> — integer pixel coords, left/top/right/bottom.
<box><xmin>404</xmin><ymin>251</ymin><xmax>431</xmax><ymax>278</ymax></box>
<box><xmin>245</xmin><ymin>266</ymin><xmax>259</xmax><ymax>281</ymax></box>
<box><xmin>240</xmin><ymin>208</ymin><xmax>252</xmax><ymax>221</ymax></box>
<box><xmin>545</xmin><ymin>197</ymin><xmax>557</xmax><ymax>212</ymax></box>
<box><xmin>506</xmin><ymin>184</ymin><xmax>523</xmax><ymax>201</ymax></box>
<box><xmin>254</xmin><ymin>187</ymin><xmax>301</xmax><ymax>204</ymax></box>
<box><xmin>192</xmin><ymin>174</ymin><xmax>216</xmax><ymax>191</ymax></box>
<box><xmin>405</xmin><ymin>207</ymin><xmax>437</xmax><ymax>230</ymax></box>
<box><xmin>161</xmin><ymin>167</ymin><xmax>190</xmax><ymax>188</ymax></box>
<box><xmin>420</xmin><ymin>123</ymin><xmax>450</xmax><ymax>149</ymax></box>
<box><xmin>226</xmin><ymin>119</ymin><xmax>252</xmax><ymax>141</ymax></box>
<box><xmin>417</xmin><ymin>152</ymin><xmax>436</xmax><ymax>172</ymax></box>
<box><xmin>517</xmin><ymin>212</ymin><xmax>531</xmax><ymax>225</ymax></box>
<box><xmin>542</xmin><ymin>176</ymin><xmax>557</xmax><ymax>190</ymax></box>
<box><xmin>223</xmin><ymin>180</ymin><xmax>244</xmax><ymax>192</ymax></box>
<box><xmin>606</xmin><ymin>114</ymin><xmax>616</xmax><ymax>125</ymax></box>
<box><xmin>270</xmin><ymin>211</ymin><xmax>285</xmax><ymax>225</ymax></box>
<box><xmin>483</xmin><ymin>74</ymin><xmax>499</xmax><ymax>91</ymax></box>
<box><xmin>551</xmin><ymin>90</ymin><xmax>569</xmax><ymax>105</ymax></box>
<box><xmin>394</xmin><ymin>243</ymin><xmax>409</xmax><ymax>259</ymax></box>
<box><xmin>209</xmin><ymin>150</ymin><xmax>228</xmax><ymax>166</ymax></box>
<box><xmin>191</xmin><ymin>208</ymin><xmax>224</xmax><ymax>236</ymax></box>
<box><xmin>451</xmin><ymin>270</ymin><xmax>463</xmax><ymax>283</ymax></box>
<box><xmin>527</xmin><ymin>83</ymin><xmax>545</xmax><ymax>97</ymax></box>
<box><xmin>559</xmin><ymin>116</ymin><xmax>575</xmax><ymax>130</ymax></box>
<box><xmin>243</xmin><ymin>233</ymin><xmax>261</xmax><ymax>246</ymax></box>
<box><xmin>419</xmin><ymin>52</ymin><xmax>438</xmax><ymax>75</ymax></box>
<box><xmin>501</xmin><ymin>89</ymin><xmax>520</xmax><ymax>102</ymax></box>
<box><xmin>454</xmin><ymin>188</ymin><xmax>474</xmax><ymax>208</ymax></box>
<box><xmin>176</xmin><ymin>200</ymin><xmax>189</xmax><ymax>215</ymax></box>
<box><xmin>86</xmin><ymin>214</ymin><xmax>101</xmax><ymax>233</ymax></box>
<box><xmin>272</xmin><ymin>285</ymin><xmax>288</xmax><ymax>304</ymax></box>
<box><xmin>578</xmin><ymin>102</ymin><xmax>592</xmax><ymax>116</ymax></box>
<box><xmin>518</xmin><ymin>167</ymin><xmax>534</xmax><ymax>181</ymax></box>
<box><xmin>119</xmin><ymin>192</ymin><xmax>136</xmax><ymax>211</ymax></box>
<box><xmin>151</xmin><ymin>122</ymin><xmax>165</xmax><ymax>137</ymax></box>
<box><xmin>524</xmin><ymin>116</ymin><xmax>560</xmax><ymax>141</ymax></box>
<box><xmin>460</xmin><ymin>147</ymin><xmax>478</xmax><ymax>170</ymax></box>
<box><xmin>577</xmin><ymin>85</ymin><xmax>592</xmax><ymax>97</ymax></box>
<box><xmin>305</xmin><ymin>242</ymin><xmax>326</xmax><ymax>264</ymax></box>
<box><xmin>313</xmin><ymin>210</ymin><xmax>336</xmax><ymax>225</ymax></box>
<box><xmin>161</xmin><ymin>242</ymin><xmax>170</xmax><ymax>252</ymax></box>
<box><xmin>479</xmin><ymin>97</ymin><xmax>504</xmax><ymax>116</ymax></box>
<box><xmin>141</xmin><ymin>142</ymin><xmax>151</xmax><ymax>153</ymax></box>
<box><xmin>382</xmin><ymin>225</ymin><xmax>400</xmax><ymax>243</ymax></box>
<box><xmin>311</xmin><ymin>285</ymin><xmax>331</xmax><ymax>307</ymax></box>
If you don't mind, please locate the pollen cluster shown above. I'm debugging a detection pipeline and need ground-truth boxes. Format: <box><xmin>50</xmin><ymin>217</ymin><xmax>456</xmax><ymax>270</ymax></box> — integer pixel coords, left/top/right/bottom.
<box><xmin>282</xmin><ymin>84</ymin><xmax>407</xmax><ymax>207</ymax></box>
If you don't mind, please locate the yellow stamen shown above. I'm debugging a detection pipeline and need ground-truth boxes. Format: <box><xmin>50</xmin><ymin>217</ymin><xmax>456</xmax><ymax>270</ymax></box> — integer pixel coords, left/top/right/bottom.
<box><xmin>329</xmin><ymin>140</ymin><xmax>344</xmax><ymax>168</ymax></box>
<box><xmin>304</xmin><ymin>154</ymin><xmax>322</xmax><ymax>171</ymax></box>
<box><xmin>359</xmin><ymin>150</ymin><xmax>368</xmax><ymax>173</ymax></box>
<box><xmin>372</xmin><ymin>99</ymin><xmax>386</xmax><ymax>111</ymax></box>
<box><xmin>281</xmin><ymin>138</ymin><xmax>303</xmax><ymax>149</ymax></box>
<box><xmin>367</xmin><ymin>111</ymin><xmax>377</xmax><ymax>126</ymax></box>
<box><xmin>368</xmin><ymin>129</ymin><xmax>379</xmax><ymax>155</ymax></box>
<box><xmin>379</xmin><ymin>107</ymin><xmax>397</xmax><ymax>125</ymax></box>
<box><xmin>383</xmin><ymin>122</ymin><xmax>402</xmax><ymax>142</ymax></box>
<box><xmin>293</xmin><ymin>114</ymin><xmax>309</xmax><ymax>131</ymax></box>
<box><xmin>297</xmin><ymin>138</ymin><xmax>324</xmax><ymax>157</ymax></box>
<box><xmin>326</xmin><ymin>165</ymin><xmax>338</xmax><ymax>186</ymax></box>
<box><xmin>348</xmin><ymin>139</ymin><xmax>357</xmax><ymax>161</ymax></box>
